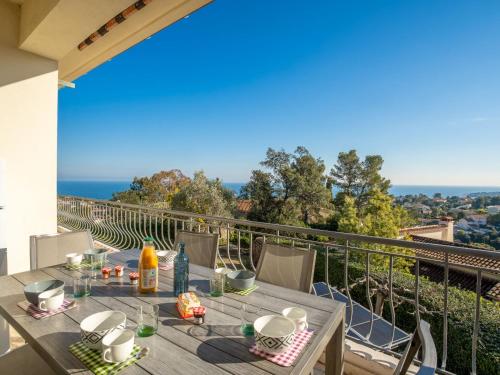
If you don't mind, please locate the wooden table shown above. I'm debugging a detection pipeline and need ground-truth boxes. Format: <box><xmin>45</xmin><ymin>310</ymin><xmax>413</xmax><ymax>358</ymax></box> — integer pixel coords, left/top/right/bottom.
<box><xmin>0</xmin><ymin>249</ymin><xmax>345</xmax><ymax>375</ymax></box>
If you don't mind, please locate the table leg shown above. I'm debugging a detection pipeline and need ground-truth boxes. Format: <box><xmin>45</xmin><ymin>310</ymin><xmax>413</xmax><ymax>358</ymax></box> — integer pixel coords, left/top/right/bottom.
<box><xmin>326</xmin><ymin>314</ymin><xmax>345</xmax><ymax>375</ymax></box>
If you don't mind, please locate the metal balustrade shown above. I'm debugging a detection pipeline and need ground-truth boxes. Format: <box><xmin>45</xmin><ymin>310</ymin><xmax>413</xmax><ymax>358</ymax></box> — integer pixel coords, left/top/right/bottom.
<box><xmin>57</xmin><ymin>195</ymin><xmax>500</xmax><ymax>375</ymax></box>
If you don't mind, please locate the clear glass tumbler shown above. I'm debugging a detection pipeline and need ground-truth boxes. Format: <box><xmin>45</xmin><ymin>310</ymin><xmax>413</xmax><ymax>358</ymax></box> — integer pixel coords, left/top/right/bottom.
<box><xmin>88</xmin><ymin>254</ymin><xmax>104</xmax><ymax>280</ymax></box>
<box><xmin>240</xmin><ymin>303</ymin><xmax>261</xmax><ymax>337</ymax></box>
<box><xmin>73</xmin><ymin>275</ymin><xmax>91</xmax><ymax>298</ymax></box>
<box><xmin>210</xmin><ymin>275</ymin><xmax>224</xmax><ymax>297</ymax></box>
<box><xmin>137</xmin><ymin>304</ymin><xmax>159</xmax><ymax>337</ymax></box>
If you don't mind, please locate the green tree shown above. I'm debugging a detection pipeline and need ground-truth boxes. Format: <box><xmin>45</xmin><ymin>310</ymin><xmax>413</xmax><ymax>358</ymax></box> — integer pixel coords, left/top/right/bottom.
<box><xmin>242</xmin><ymin>146</ymin><xmax>331</xmax><ymax>225</ymax></box>
<box><xmin>171</xmin><ymin>171</ymin><xmax>235</xmax><ymax>217</ymax></box>
<box><xmin>487</xmin><ymin>213</ymin><xmax>500</xmax><ymax>226</ymax></box>
<box><xmin>112</xmin><ymin>169</ymin><xmax>190</xmax><ymax>207</ymax></box>
<box><xmin>330</xmin><ymin>150</ymin><xmax>390</xmax><ymax>212</ymax></box>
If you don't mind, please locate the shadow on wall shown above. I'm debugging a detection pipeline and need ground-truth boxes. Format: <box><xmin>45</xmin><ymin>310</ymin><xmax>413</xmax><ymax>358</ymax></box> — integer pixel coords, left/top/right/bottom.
<box><xmin>0</xmin><ymin>1</ymin><xmax>58</xmax><ymax>89</ymax></box>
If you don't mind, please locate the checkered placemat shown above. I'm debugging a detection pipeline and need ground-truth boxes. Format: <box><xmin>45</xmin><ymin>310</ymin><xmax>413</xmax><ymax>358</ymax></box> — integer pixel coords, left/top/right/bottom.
<box><xmin>17</xmin><ymin>299</ymin><xmax>76</xmax><ymax>319</ymax></box>
<box><xmin>69</xmin><ymin>341</ymin><xmax>142</xmax><ymax>375</ymax></box>
<box><xmin>65</xmin><ymin>259</ymin><xmax>109</xmax><ymax>270</ymax></box>
<box><xmin>249</xmin><ymin>329</ymin><xmax>314</xmax><ymax>367</ymax></box>
<box><xmin>225</xmin><ymin>284</ymin><xmax>259</xmax><ymax>296</ymax></box>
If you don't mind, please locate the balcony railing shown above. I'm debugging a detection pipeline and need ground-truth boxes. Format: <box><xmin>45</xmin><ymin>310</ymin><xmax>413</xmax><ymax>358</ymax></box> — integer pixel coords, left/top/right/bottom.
<box><xmin>57</xmin><ymin>195</ymin><xmax>500</xmax><ymax>375</ymax></box>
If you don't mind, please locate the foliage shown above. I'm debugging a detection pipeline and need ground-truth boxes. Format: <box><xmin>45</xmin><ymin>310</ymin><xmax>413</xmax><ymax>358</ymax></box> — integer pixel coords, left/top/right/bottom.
<box><xmin>112</xmin><ymin>169</ymin><xmax>190</xmax><ymax>208</ymax></box>
<box><xmin>314</xmin><ymin>252</ymin><xmax>500</xmax><ymax>375</ymax></box>
<box><xmin>241</xmin><ymin>146</ymin><xmax>331</xmax><ymax>225</ymax></box>
<box><xmin>488</xmin><ymin>213</ymin><xmax>500</xmax><ymax>226</ymax></box>
<box><xmin>330</xmin><ymin>150</ymin><xmax>391</xmax><ymax>212</ymax></box>
<box><xmin>171</xmin><ymin>171</ymin><xmax>235</xmax><ymax>217</ymax></box>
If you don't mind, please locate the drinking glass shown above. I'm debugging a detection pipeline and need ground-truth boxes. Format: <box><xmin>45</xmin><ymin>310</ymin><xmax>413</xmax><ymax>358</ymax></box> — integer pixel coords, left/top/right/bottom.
<box><xmin>210</xmin><ymin>276</ymin><xmax>224</xmax><ymax>297</ymax></box>
<box><xmin>73</xmin><ymin>275</ymin><xmax>91</xmax><ymax>298</ymax></box>
<box><xmin>137</xmin><ymin>304</ymin><xmax>159</xmax><ymax>337</ymax></box>
<box><xmin>240</xmin><ymin>303</ymin><xmax>261</xmax><ymax>337</ymax></box>
<box><xmin>88</xmin><ymin>254</ymin><xmax>104</xmax><ymax>280</ymax></box>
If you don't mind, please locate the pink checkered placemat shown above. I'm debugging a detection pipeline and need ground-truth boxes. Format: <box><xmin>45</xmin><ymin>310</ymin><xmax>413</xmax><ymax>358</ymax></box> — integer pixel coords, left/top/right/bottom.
<box><xmin>17</xmin><ymin>299</ymin><xmax>76</xmax><ymax>319</ymax></box>
<box><xmin>249</xmin><ymin>329</ymin><xmax>314</xmax><ymax>367</ymax></box>
<box><xmin>159</xmin><ymin>263</ymin><xmax>174</xmax><ymax>271</ymax></box>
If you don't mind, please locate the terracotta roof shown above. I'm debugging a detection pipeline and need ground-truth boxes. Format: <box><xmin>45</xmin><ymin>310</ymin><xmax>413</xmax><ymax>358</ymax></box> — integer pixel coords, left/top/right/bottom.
<box><xmin>236</xmin><ymin>199</ymin><xmax>252</xmax><ymax>214</ymax></box>
<box><xmin>414</xmin><ymin>261</ymin><xmax>500</xmax><ymax>301</ymax></box>
<box><xmin>410</xmin><ymin>235</ymin><xmax>500</xmax><ymax>272</ymax></box>
<box><xmin>400</xmin><ymin>224</ymin><xmax>448</xmax><ymax>235</ymax></box>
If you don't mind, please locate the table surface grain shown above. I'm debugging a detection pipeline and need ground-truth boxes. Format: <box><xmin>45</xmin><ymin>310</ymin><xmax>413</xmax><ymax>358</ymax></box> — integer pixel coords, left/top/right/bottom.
<box><xmin>0</xmin><ymin>249</ymin><xmax>344</xmax><ymax>375</ymax></box>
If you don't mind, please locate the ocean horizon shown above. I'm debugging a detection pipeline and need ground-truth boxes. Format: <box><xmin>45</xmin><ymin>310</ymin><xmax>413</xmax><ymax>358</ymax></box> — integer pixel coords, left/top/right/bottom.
<box><xmin>57</xmin><ymin>180</ymin><xmax>500</xmax><ymax>201</ymax></box>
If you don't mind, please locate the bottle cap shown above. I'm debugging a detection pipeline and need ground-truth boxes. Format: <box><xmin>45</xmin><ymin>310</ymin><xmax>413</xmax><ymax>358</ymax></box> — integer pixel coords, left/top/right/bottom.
<box><xmin>144</xmin><ymin>236</ymin><xmax>154</xmax><ymax>242</ymax></box>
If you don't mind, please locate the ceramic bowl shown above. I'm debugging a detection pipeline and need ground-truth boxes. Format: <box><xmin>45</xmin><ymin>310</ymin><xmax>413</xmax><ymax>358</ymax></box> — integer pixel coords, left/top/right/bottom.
<box><xmin>24</xmin><ymin>279</ymin><xmax>65</xmax><ymax>305</ymax></box>
<box><xmin>66</xmin><ymin>252</ymin><xmax>83</xmax><ymax>265</ymax></box>
<box><xmin>254</xmin><ymin>315</ymin><xmax>296</xmax><ymax>354</ymax></box>
<box><xmin>156</xmin><ymin>250</ymin><xmax>177</xmax><ymax>266</ymax></box>
<box><xmin>83</xmin><ymin>248</ymin><xmax>108</xmax><ymax>263</ymax></box>
<box><xmin>226</xmin><ymin>270</ymin><xmax>256</xmax><ymax>290</ymax></box>
<box><xmin>80</xmin><ymin>311</ymin><xmax>127</xmax><ymax>350</ymax></box>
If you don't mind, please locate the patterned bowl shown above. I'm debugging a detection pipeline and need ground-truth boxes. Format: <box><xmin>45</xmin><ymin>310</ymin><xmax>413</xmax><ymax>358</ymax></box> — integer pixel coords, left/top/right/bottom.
<box><xmin>156</xmin><ymin>250</ymin><xmax>177</xmax><ymax>266</ymax></box>
<box><xmin>254</xmin><ymin>315</ymin><xmax>296</xmax><ymax>355</ymax></box>
<box><xmin>80</xmin><ymin>311</ymin><xmax>126</xmax><ymax>350</ymax></box>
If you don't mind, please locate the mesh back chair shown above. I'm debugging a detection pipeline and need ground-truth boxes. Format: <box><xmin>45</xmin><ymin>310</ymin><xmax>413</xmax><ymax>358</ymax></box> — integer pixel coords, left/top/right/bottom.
<box><xmin>173</xmin><ymin>230</ymin><xmax>219</xmax><ymax>269</ymax></box>
<box><xmin>255</xmin><ymin>243</ymin><xmax>316</xmax><ymax>293</ymax></box>
<box><xmin>29</xmin><ymin>230</ymin><xmax>93</xmax><ymax>270</ymax></box>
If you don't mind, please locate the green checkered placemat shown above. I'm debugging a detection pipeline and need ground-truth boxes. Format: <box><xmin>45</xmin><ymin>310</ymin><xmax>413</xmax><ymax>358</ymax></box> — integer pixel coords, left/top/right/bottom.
<box><xmin>64</xmin><ymin>259</ymin><xmax>108</xmax><ymax>270</ymax></box>
<box><xmin>225</xmin><ymin>284</ymin><xmax>259</xmax><ymax>296</ymax></box>
<box><xmin>69</xmin><ymin>341</ymin><xmax>141</xmax><ymax>375</ymax></box>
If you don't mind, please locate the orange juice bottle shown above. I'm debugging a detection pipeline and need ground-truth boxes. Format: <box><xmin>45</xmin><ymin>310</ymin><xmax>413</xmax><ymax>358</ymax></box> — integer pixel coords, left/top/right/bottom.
<box><xmin>139</xmin><ymin>237</ymin><xmax>158</xmax><ymax>293</ymax></box>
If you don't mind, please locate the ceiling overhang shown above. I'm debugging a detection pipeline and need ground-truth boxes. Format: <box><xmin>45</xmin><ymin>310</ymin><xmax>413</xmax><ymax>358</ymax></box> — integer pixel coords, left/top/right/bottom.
<box><xmin>14</xmin><ymin>0</ymin><xmax>212</xmax><ymax>82</ymax></box>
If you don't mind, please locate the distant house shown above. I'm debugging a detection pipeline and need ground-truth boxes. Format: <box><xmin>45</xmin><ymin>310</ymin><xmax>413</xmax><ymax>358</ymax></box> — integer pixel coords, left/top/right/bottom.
<box><xmin>403</xmin><ymin>202</ymin><xmax>432</xmax><ymax>215</ymax></box>
<box><xmin>432</xmin><ymin>197</ymin><xmax>447</xmax><ymax>203</ymax></box>
<box><xmin>400</xmin><ymin>217</ymin><xmax>454</xmax><ymax>242</ymax></box>
<box><xmin>235</xmin><ymin>199</ymin><xmax>252</xmax><ymax>218</ymax></box>
<box><xmin>466</xmin><ymin>214</ymin><xmax>488</xmax><ymax>226</ymax></box>
<box><xmin>455</xmin><ymin>218</ymin><xmax>471</xmax><ymax>230</ymax></box>
<box><xmin>487</xmin><ymin>205</ymin><xmax>500</xmax><ymax>215</ymax></box>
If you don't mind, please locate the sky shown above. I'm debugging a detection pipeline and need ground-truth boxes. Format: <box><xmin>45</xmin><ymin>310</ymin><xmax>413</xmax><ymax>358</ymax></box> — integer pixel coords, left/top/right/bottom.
<box><xmin>58</xmin><ymin>0</ymin><xmax>500</xmax><ymax>186</ymax></box>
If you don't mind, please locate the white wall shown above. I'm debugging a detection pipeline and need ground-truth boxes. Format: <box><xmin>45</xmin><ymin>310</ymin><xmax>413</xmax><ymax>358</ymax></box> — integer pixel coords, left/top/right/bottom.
<box><xmin>0</xmin><ymin>1</ymin><xmax>58</xmax><ymax>274</ymax></box>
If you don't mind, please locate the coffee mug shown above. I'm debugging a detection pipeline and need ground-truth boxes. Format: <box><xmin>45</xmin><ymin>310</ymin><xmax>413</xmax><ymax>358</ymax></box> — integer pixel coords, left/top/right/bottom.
<box><xmin>102</xmin><ymin>329</ymin><xmax>135</xmax><ymax>363</ymax></box>
<box><xmin>38</xmin><ymin>289</ymin><xmax>64</xmax><ymax>311</ymax></box>
<box><xmin>282</xmin><ymin>307</ymin><xmax>308</xmax><ymax>332</ymax></box>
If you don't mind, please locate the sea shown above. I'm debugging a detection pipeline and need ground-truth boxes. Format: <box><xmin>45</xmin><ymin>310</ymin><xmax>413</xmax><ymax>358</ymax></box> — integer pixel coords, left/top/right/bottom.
<box><xmin>57</xmin><ymin>180</ymin><xmax>500</xmax><ymax>201</ymax></box>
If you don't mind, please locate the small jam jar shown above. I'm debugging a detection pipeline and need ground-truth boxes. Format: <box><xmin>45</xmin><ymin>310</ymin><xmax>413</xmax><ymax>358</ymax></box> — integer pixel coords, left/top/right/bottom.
<box><xmin>114</xmin><ymin>265</ymin><xmax>124</xmax><ymax>277</ymax></box>
<box><xmin>129</xmin><ymin>272</ymin><xmax>139</xmax><ymax>285</ymax></box>
<box><xmin>192</xmin><ymin>306</ymin><xmax>206</xmax><ymax>325</ymax></box>
<box><xmin>101</xmin><ymin>267</ymin><xmax>112</xmax><ymax>279</ymax></box>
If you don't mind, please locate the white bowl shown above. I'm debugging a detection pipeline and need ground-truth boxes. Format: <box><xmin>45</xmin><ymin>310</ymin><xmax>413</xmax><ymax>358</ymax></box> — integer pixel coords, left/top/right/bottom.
<box><xmin>66</xmin><ymin>253</ymin><xmax>83</xmax><ymax>265</ymax></box>
<box><xmin>254</xmin><ymin>315</ymin><xmax>296</xmax><ymax>354</ymax></box>
<box><xmin>80</xmin><ymin>311</ymin><xmax>127</xmax><ymax>350</ymax></box>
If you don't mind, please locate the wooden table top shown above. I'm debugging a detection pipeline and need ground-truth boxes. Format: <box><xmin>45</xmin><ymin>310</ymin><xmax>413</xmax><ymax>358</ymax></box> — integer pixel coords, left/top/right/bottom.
<box><xmin>0</xmin><ymin>249</ymin><xmax>344</xmax><ymax>375</ymax></box>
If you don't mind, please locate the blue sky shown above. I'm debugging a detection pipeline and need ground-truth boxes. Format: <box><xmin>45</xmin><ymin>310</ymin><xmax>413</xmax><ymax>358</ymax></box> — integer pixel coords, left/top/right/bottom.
<box><xmin>58</xmin><ymin>0</ymin><xmax>500</xmax><ymax>186</ymax></box>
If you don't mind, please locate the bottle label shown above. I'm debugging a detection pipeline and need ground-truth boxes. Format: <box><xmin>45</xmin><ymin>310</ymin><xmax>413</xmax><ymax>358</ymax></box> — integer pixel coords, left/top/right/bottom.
<box><xmin>141</xmin><ymin>268</ymin><xmax>157</xmax><ymax>289</ymax></box>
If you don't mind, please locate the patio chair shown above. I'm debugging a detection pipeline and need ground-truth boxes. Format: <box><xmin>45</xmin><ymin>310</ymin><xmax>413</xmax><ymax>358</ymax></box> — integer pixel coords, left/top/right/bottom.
<box><xmin>313</xmin><ymin>282</ymin><xmax>412</xmax><ymax>349</ymax></box>
<box><xmin>0</xmin><ymin>344</ymin><xmax>56</xmax><ymax>374</ymax></box>
<box><xmin>255</xmin><ymin>243</ymin><xmax>316</xmax><ymax>293</ymax></box>
<box><xmin>173</xmin><ymin>230</ymin><xmax>219</xmax><ymax>269</ymax></box>
<box><xmin>395</xmin><ymin>319</ymin><xmax>437</xmax><ymax>375</ymax></box>
<box><xmin>29</xmin><ymin>230</ymin><xmax>93</xmax><ymax>270</ymax></box>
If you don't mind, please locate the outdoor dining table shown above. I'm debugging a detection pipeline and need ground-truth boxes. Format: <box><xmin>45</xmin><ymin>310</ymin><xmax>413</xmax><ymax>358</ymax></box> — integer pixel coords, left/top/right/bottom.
<box><xmin>0</xmin><ymin>249</ymin><xmax>345</xmax><ymax>375</ymax></box>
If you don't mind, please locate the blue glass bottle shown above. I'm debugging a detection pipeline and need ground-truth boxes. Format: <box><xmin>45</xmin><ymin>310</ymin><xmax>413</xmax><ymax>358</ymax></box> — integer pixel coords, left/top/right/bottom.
<box><xmin>174</xmin><ymin>241</ymin><xmax>189</xmax><ymax>296</ymax></box>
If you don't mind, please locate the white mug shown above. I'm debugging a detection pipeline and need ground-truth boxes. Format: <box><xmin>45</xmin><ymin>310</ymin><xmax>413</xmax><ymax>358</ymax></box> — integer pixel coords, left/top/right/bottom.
<box><xmin>282</xmin><ymin>307</ymin><xmax>308</xmax><ymax>332</ymax></box>
<box><xmin>38</xmin><ymin>289</ymin><xmax>64</xmax><ymax>311</ymax></box>
<box><xmin>102</xmin><ymin>329</ymin><xmax>135</xmax><ymax>363</ymax></box>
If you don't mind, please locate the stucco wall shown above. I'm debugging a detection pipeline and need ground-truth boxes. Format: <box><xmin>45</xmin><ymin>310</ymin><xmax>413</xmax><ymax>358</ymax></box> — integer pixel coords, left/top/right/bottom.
<box><xmin>0</xmin><ymin>1</ymin><xmax>58</xmax><ymax>274</ymax></box>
